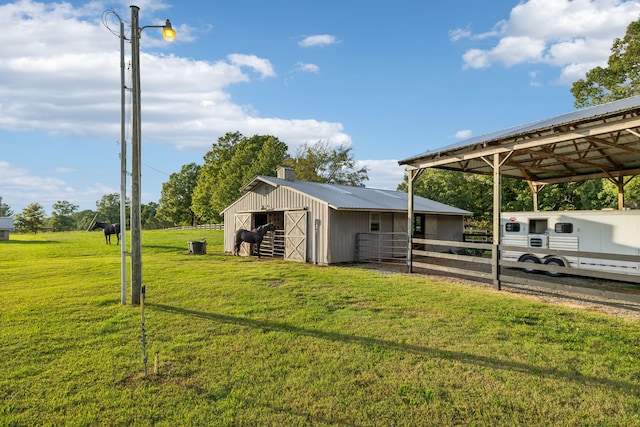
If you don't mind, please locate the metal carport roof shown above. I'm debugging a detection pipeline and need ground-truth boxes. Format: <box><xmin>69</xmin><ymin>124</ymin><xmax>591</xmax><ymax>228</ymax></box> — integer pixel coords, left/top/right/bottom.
<box><xmin>399</xmin><ymin>95</ymin><xmax>640</xmax><ymax>185</ymax></box>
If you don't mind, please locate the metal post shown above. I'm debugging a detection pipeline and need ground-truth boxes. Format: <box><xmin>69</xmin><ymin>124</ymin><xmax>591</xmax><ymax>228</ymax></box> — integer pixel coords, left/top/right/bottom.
<box><xmin>492</xmin><ymin>153</ymin><xmax>502</xmax><ymax>290</ymax></box>
<box><xmin>407</xmin><ymin>169</ymin><xmax>414</xmax><ymax>273</ymax></box>
<box><xmin>130</xmin><ymin>5</ymin><xmax>142</xmax><ymax>305</ymax></box>
<box><xmin>119</xmin><ymin>19</ymin><xmax>128</xmax><ymax>306</ymax></box>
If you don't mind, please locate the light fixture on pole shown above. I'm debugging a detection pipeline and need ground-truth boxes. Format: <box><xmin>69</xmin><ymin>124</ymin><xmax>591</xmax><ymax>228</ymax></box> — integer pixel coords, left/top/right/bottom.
<box><xmin>130</xmin><ymin>5</ymin><xmax>175</xmax><ymax>305</ymax></box>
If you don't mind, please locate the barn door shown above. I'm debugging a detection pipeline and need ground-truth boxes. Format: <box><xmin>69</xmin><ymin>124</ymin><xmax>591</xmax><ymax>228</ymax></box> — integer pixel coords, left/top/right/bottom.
<box><xmin>285</xmin><ymin>211</ymin><xmax>307</xmax><ymax>262</ymax></box>
<box><xmin>234</xmin><ymin>213</ymin><xmax>252</xmax><ymax>256</ymax></box>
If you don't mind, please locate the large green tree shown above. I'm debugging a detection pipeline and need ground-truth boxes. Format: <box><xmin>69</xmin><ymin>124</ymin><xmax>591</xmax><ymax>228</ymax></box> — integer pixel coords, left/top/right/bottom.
<box><xmin>192</xmin><ymin>132</ymin><xmax>288</xmax><ymax>223</ymax></box>
<box><xmin>572</xmin><ymin>18</ymin><xmax>640</xmax><ymax>108</ymax></box>
<box><xmin>158</xmin><ymin>162</ymin><xmax>201</xmax><ymax>226</ymax></box>
<box><xmin>14</xmin><ymin>203</ymin><xmax>46</xmax><ymax>234</ymax></box>
<box><xmin>95</xmin><ymin>194</ymin><xmax>122</xmax><ymax>224</ymax></box>
<box><xmin>50</xmin><ymin>200</ymin><xmax>78</xmax><ymax>232</ymax></box>
<box><xmin>284</xmin><ymin>141</ymin><xmax>368</xmax><ymax>186</ymax></box>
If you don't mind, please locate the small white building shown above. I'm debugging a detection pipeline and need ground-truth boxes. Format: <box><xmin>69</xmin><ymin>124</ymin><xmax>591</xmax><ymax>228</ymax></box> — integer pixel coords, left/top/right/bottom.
<box><xmin>0</xmin><ymin>217</ymin><xmax>14</xmax><ymax>241</ymax></box>
<box><xmin>222</xmin><ymin>167</ymin><xmax>471</xmax><ymax>264</ymax></box>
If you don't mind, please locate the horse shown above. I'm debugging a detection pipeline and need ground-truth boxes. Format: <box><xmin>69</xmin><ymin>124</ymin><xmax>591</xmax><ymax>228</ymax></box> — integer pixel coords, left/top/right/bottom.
<box><xmin>233</xmin><ymin>223</ymin><xmax>276</xmax><ymax>258</ymax></box>
<box><xmin>91</xmin><ymin>221</ymin><xmax>121</xmax><ymax>245</ymax></box>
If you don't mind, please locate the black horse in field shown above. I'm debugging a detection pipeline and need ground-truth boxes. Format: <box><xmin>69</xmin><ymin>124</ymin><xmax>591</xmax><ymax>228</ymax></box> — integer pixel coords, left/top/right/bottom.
<box><xmin>234</xmin><ymin>223</ymin><xmax>276</xmax><ymax>258</ymax></box>
<box><xmin>91</xmin><ymin>221</ymin><xmax>121</xmax><ymax>245</ymax></box>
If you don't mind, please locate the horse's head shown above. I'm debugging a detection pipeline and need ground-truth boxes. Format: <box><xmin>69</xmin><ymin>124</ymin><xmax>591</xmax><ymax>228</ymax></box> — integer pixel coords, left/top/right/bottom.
<box><xmin>264</xmin><ymin>223</ymin><xmax>276</xmax><ymax>232</ymax></box>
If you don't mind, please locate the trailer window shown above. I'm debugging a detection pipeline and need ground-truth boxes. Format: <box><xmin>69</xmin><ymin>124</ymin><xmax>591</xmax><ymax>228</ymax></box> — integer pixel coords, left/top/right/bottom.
<box><xmin>529</xmin><ymin>219</ymin><xmax>547</xmax><ymax>234</ymax></box>
<box><xmin>555</xmin><ymin>222</ymin><xmax>573</xmax><ymax>233</ymax></box>
<box><xmin>505</xmin><ymin>222</ymin><xmax>520</xmax><ymax>232</ymax></box>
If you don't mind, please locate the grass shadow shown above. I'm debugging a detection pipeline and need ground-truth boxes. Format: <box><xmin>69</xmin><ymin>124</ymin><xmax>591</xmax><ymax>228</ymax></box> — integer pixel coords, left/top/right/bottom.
<box><xmin>0</xmin><ymin>240</ymin><xmax>60</xmax><ymax>245</ymax></box>
<box><xmin>151</xmin><ymin>303</ymin><xmax>640</xmax><ymax>395</ymax></box>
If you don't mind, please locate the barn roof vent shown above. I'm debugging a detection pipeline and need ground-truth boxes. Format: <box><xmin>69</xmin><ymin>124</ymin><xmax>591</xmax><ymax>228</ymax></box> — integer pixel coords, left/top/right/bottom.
<box><xmin>277</xmin><ymin>166</ymin><xmax>295</xmax><ymax>181</ymax></box>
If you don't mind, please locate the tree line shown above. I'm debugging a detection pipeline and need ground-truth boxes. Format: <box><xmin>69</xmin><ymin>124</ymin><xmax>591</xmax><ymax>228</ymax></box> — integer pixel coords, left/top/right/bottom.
<box><xmin>5</xmin><ymin>16</ymin><xmax>640</xmax><ymax>233</ymax></box>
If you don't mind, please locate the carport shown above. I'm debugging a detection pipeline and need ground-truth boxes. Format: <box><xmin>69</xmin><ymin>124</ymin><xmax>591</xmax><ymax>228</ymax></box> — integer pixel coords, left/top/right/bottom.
<box><xmin>399</xmin><ymin>96</ymin><xmax>640</xmax><ymax>299</ymax></box>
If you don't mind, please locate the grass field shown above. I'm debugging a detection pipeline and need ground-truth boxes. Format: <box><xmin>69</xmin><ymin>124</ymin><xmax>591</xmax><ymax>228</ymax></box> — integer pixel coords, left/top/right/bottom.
<box><xmin>1</xmin><ymin>229</ymin><xmax>640</xmax><ymax>426</ymax></box>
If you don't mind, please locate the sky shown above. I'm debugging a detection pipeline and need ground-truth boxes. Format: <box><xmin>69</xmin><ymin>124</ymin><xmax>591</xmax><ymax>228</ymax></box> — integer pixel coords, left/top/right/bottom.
<box><xmin>2</xmin><ymin>0</ymin><xmax>640</xmax><ymax>215</ymax></box>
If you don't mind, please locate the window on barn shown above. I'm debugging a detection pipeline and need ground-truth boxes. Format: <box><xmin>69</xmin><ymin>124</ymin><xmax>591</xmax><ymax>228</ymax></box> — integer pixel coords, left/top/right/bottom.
<box><xmin>370</xmin><ymin>212</ymin><xmax>381</xmax><ymax>232</ymax></box>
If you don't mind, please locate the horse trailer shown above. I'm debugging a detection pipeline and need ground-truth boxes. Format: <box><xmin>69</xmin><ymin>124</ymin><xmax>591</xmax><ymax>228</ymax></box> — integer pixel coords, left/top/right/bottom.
<box><xmin>500</xmin><ymin>210</ymin><xmax>640</xmax><ymax>277</ymax></box>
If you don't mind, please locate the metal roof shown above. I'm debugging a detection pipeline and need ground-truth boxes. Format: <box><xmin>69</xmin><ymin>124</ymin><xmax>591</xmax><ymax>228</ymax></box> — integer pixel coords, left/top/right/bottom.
<box><xmin>240</xmin><ymin>176</ymin><xmax>471</xmax><ymax>215</ymax></box>
<box><xmin>399</xmin><ymin>95</ymin><xmax>640</xmax><ymax>184</ymax></box>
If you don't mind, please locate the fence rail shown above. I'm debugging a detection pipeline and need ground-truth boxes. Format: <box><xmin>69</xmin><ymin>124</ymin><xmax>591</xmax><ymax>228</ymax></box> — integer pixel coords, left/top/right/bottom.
<box><xmin>163</xmin><ymin>224</ymin><xmax>224</xmax><ymax>231</ymax></box>
<box><xmin>356</xmin><ymin>232</ymin><xmax>408</xmax><ymax>264</ymax></box>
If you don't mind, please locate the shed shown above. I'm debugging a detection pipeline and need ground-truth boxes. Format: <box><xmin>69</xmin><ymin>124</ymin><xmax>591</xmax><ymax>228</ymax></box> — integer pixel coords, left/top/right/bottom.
<box><xmin>222</xmin><ymin>167</ymin><xmax>471</xmax><ymax>264</ymax></box>
<box><xmin>0</xmin><ymin>217</ymin><xmax>14</xmax><ymax>241</ymax></box>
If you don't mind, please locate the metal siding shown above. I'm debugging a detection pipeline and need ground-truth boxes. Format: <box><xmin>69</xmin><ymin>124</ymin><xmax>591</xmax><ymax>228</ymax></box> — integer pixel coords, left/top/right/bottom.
<box><xmin>328</xmin><ymin>210</ymin><xmax>371</xmax><ymax>263</ymax></box>
<box><xmin>223</xmin><ymin>182</ymin><xmax>331</xmax><ymax>262</ymax></box>
<box><xmin>223</xmin><ymin>180</ymin><xmax>467</xmax><ymax>263</ymax></box>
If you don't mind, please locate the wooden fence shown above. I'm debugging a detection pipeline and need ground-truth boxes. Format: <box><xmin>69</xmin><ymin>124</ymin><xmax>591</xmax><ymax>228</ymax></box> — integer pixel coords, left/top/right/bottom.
<box><xmin>410</xmin><ymin>237</ymin><xmax>640</xmax><ymax>304</ymax></box>
<box><xmin>163</xmin><ymin>224</ymin><xmax>224</xmax><ymax>230</ymax></box>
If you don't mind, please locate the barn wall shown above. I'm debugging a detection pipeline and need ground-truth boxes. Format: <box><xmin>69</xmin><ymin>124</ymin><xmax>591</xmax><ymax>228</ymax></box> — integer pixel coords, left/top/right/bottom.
<box><xmin>327</xmin><ymin>210</ymin><xmax>372</xmax><ymax>263</ymax></box>
<box><xmin>222</xmin><ymin>181</ymin><xmax>467</xmax><ymax>264</ymax></box>
<box><xmin>223</xmin><ymin>183</ymin><xmax>331</xmax><ymax>262</ymax></box>
<box><xmin>435</xmin><ymin>214</ymin><xmax>465</xmax><ymax>241</ymax></box>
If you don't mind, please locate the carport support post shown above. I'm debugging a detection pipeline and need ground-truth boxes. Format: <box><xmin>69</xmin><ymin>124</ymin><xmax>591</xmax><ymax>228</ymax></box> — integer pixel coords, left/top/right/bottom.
<box><xmin>492</xmin><ymin>153</ymin><xmax>502</xmax><ymax>290</ymax></box>
<box><xmin>407</xmin><ymin>168</ymin><xmax>416</xmax><ymax>273</ymax></box>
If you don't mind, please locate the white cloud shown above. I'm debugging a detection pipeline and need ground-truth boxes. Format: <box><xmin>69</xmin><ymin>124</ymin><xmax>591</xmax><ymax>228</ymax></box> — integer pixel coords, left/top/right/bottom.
<box><xmin>227</xmin><ymin>53</ymin><xmax>276</xmax><ymax>78</ymax></box>
<box><xmin>295</xmin><ymin>62</ymin><xmax>320</xmax><ymax>73</ymax></box>
<box><xmin>454</xmin><ymin>0</ymin><xmax>640</xmax><ymax>85</ymax></box>
<box><xmin>356</xmin><ymin>159</ymin><xmax>405</xmax><ymax>190</ymax></box>
<box><xmin>454</xmin><ymin>129</ymin><xmax>472</xmax><ymax>139</ymax></box>
<box><xmin>298</xmin><ymin>34</ymin><xmax>340</xmax><ymax>48</ymax></box>
<box><xmin>0</xmin><ymin>1</ymin><xmax>349</xmax><ymax>156</ymax></box>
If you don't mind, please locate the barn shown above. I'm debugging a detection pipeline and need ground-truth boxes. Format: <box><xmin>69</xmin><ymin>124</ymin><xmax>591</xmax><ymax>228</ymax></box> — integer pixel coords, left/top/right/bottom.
<box><xmin>222</xmin><ymin>167</ymin><xmax>471</xmax><ymax>264</ymax></box>
<box><xmin>0</xmin><ymin>217</ymin><xmax>14</xmax><ymax>241</ymax></box>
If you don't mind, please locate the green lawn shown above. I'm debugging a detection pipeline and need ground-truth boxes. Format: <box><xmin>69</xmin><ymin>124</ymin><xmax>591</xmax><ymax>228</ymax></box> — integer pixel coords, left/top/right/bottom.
<box><xmin>1</xmin><ymin>230</ymin><xmax>639</xmax><ymax>426</ymax></box>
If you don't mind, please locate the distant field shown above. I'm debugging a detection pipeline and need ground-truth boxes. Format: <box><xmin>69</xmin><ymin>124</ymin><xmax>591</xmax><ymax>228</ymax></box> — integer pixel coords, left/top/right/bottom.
<box><xmin>1</xmin><ymin>230</ymin><xmax>640</xmax><ymax>426</ymax></box>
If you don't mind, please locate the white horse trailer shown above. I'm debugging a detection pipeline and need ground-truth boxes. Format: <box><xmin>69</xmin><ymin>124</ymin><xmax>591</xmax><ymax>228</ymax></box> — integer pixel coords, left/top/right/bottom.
<box><xmin>500</xmin><ymin>210</ymin><xmax>640</xmax><ymax>277</ymax></box>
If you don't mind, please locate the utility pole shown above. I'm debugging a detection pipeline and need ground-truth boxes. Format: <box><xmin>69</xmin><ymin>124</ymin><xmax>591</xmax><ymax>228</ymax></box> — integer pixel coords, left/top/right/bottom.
<box><xmin>130</xmin><ymin>5</ymin><xmax>142</xmax><ymax>305</ymax></box>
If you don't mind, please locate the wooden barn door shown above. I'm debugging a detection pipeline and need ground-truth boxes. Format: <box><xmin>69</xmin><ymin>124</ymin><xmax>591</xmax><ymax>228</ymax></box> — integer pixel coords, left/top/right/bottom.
<box><xmin>234</xmin><ymin>213</ymin><xmax>252</xmax><ymax>256</ymax></box>
<box><xmin>284</xmin><ymin>211</ymin><xmax>307</xmax><ymax>262</ymax></box>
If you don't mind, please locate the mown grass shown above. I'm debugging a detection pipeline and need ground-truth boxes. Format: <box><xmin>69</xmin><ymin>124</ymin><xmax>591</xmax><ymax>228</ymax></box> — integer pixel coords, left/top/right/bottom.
<box><xmin>1</xmin><ymin>230</ymin><xmax>640</xmax><ymax>426</ymax></box>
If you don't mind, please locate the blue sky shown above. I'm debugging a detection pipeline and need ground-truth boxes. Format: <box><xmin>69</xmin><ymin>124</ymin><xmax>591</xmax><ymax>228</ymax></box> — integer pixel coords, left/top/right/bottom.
<box><xmin>2</xmin><ymin>0</ymin><xmax>640</xmax><ymax>214</ymax></box>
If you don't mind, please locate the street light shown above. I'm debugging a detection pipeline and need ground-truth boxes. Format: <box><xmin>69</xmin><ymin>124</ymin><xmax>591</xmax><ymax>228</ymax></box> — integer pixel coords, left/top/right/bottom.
<box><xmin>130</xmin><ymin>5</ymin><xmax>175</xmax><ymax>305</ymax></box>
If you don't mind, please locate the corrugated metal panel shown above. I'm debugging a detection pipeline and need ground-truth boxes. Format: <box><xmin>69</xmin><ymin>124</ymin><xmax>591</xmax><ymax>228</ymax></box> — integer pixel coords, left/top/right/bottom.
<box><xmin>0</xmin><ymin>217</ymin><xmax>14</xmax><ymax>229</ymax></box>
<box><xmin>400</xmin><ymin>95</ymin><xmax>640</xmax><ymax>164</ymax></box>
<box><xmin>223</xmin><ymin>181</ymin><xmax>331</xmax><ymax>262</ymax></box>
<box><xmin>223</xmin><ymin>178</ymin><xmax>469</xmax><ymax>263</ymax></box>
<box><xmin>232</xmin><ymin>176</ymin><xmax>471</xmax><ymax>215</ymax></box>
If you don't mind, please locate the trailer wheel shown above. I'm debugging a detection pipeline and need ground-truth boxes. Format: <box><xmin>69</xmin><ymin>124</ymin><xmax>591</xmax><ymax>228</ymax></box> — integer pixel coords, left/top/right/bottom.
<box><xmin>520</xmin><ymin>255</ymin><xmax>541</xmax><ymax>273</ymax></box>
<box><xmin>544</xmin><ymin>258</ymin><xmax>565</xmax><ymax>277</ymax></box>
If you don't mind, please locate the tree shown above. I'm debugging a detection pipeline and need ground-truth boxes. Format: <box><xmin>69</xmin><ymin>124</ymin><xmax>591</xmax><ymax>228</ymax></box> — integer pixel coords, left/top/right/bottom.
<box><xmin>0</xmin><ymin>196</ymin><xmax>12</xmax><ymax>217</ymax></box>
<box><xmin>571</xmin><ymin>18</ymin><xmax>640</xmax><ymax>108</ymax></box>
<box><xmin>74</xmin><ymin>210</ymin><xmax>97</xmax><ymax>231</ymax></box>
<box><xmin>141</xmin><ymin>201</ymin><xmax>167</xmax><ymax>229</ymax></box>
<box><xmin>14</xmin><ymin>203</ymin><xmax>46</xmax><ymax>234</ymax></box>
<box><xmin>50</xmin><ymin>200</ymin><xmax>78</xmax><ymax>232</ymax></box>
<box><xmin>284</xmin><ymin>141</ymin><xmax>369</xmax><ymax>186</ymax></box>
<box><xmin>397</xmin><ymin>169</ymin><xmax>494</xmax><ymax>224</ymax></box>
<box><xmin>158</xmin><ymin>162</ymin><xmax>201</xmax><ymax>226</ymax></box>
<box><xmin>95</xmin><ymin>193</ymin><xmax>123</xmax><ymax>224</ymax></box>
<box><xmin>192</xmin><ymin>132</ymin><xmax>288</xmax><ymax>223</ymax></box>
